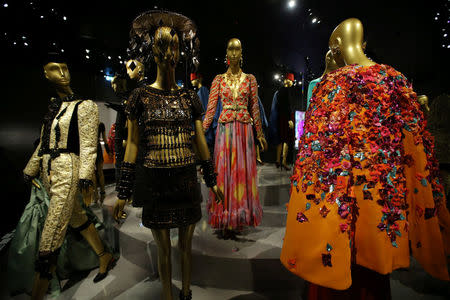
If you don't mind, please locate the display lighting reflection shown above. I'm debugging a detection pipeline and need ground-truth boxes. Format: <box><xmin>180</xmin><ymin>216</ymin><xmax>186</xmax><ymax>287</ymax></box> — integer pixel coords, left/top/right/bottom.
<box><xmin>104</xmin><ymin>75</ymin><xmax>114</xmax><ymax>82</ymax></box>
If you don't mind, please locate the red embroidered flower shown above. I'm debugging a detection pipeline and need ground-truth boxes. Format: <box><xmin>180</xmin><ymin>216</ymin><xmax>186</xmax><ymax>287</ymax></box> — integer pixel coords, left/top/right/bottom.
<box><xmin>320</xmin><ymin>205</ymin><xmax>331</xmax><ymax>218</ymax></box>
<box><xmin>288</xmin><ymin>258</ymin><xmax>296</xmax><ymax>268</ymax></box>
<box><xmin>340</xmin><ymin>223</ymin><xmax>349</xmax><ymax>232</ymax></box>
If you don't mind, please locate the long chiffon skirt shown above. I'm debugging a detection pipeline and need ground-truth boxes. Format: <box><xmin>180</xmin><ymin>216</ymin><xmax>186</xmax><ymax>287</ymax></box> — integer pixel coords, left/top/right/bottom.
<box><xmin>207</xmin><ymin>121</ymin><xmax>263</xmax><ymax>229</ymax></box>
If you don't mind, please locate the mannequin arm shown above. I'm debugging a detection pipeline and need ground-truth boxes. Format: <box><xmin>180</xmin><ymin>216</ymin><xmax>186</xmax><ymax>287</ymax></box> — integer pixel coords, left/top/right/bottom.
<box><xmin>114</xmin><ymin>118</ymin><xmax>138</xmax><ymax>220</ymax></box>
<box><xmin>122</xmin><ymin>119</ymin><xmax>139</xmax><ymax>164</ymax></box>
<box><xmin>249</xmin><ymin>75</ymin><xmax>263</xmax><ymax>139</ymax></box>
<box><xmin>194</xmin><ymin>119</ymin><xmax>223</xmax><ymax>203</ymax></box>
<box><xmin>78</xmin><ymin>100</ymin><xmax>99</xmax><ymax>182</ymax></box>
<box><xmin>203</xmin><ymin>76</ymin><xmax>220</xmax><ymax>131</ymax></box>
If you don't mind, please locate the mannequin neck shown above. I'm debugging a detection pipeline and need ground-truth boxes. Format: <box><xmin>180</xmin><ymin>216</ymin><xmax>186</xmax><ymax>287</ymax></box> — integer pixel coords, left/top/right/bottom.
<box><xmin>321</xmin><ymin>66</ymin><xmax>335</xmax><ymax>77</ymax></box>
<box><xmin>54</xmin><ymin>85</ymin><xmax>74</xmax><ymax>99</ymax></box>
<box><xmin>151</xmin><ymin>65</ymin><xmax>179</xmax><ymax>91</ymax></box>
<box><xmin>227</xmin><ymin>63</ymin><xmax>241</xmax><ymax>75</ymax></box>
<box><xmin>342</xmin><ymin>44</ymin><xmax>375</xmax><ymax>67</ymax></box>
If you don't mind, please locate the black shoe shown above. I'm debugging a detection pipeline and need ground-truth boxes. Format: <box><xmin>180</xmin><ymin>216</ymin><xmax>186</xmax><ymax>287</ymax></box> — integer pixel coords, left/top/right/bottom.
<box><xmin>93</xmin><ymin>253</ymin><xmax>116</xmax><ymax>283</ymax></box>
<box><xmin>275</xmin><ymin>162</ymin><xmax>281</xmax><ymax>168</ymax></box>
<box><xmin>179</xmin><ymin>290</ymin><xmax>192</xmax><ymax>300</ymax></box>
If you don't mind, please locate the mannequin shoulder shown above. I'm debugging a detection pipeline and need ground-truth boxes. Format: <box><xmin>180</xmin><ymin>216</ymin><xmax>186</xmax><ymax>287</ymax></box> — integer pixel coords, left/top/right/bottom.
<box><xmin>214</xmin><ymin>74</ymin><xmax>225</xmax><ymax>81</ymax></box>
<box><xmin>245</xmin><ymin>73</ymin><xmax>257</xmax><ymax>83</ymax></box>
<box><xmin>77</xmin><ymin>100</ymin><xmax>98</xmax><ymax>114</ymax></box>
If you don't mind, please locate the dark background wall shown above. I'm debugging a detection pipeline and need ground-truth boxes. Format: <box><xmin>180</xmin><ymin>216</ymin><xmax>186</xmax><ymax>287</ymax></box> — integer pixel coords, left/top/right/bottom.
<box><xmin>0</xmin><ymin>0</ymin><xmax>448</xmax><ymax>236</ymax></box>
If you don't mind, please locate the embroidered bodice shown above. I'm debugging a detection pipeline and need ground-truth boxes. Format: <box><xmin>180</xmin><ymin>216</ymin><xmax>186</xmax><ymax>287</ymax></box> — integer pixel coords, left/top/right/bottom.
<box><xmin>126</xmin><ymin>85</ymin><xmax>203</xmax><ymax>168</ymax></box>
<box><xmin>202</xmin><ymin>72</ymin><xmax>263</xmax><ymax>138</ymax></box>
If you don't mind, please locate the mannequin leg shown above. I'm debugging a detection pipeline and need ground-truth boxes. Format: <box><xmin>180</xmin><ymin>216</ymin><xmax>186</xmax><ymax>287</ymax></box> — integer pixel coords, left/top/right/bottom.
<box><xmin>70</xmin><ymin>193</ymin><xmax>114</xmax><ymax>282</ymax></box>
<box><xmin>178</xmin><ymin>224</ymin><xmax>195</xmax><ymax>298</ymax></box>
<box><xmin>31</xmin><ymin>251</ymin><xmax>58</xmax><ymax>300</ymax></box>
<box><xmin>276</xmin><ymin>143</ymin><xmax>282</xmax><ymax>167</ymax></box>
<box><xmin>281</xmin><ymin>143</ymin><xmax>290</xmax><ymax>170</ymax></box>
<box><xmin>96</xmin><ymin>161</ymin><xmax>106</xmax><ymax>203</ymax></box>
<box><xmin>79</xmin><ymin>223</ymin><xmax>113</xmax><ymax>275</ymax></box>
<box><xmin>151</xmin><ymin>228</ymin><xmax>173</xmax><ymax>300</ymax></box>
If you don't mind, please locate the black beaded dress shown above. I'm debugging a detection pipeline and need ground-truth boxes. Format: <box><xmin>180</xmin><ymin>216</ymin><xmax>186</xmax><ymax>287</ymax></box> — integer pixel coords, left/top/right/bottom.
<box><xmin>125</xmin><ymin>85</ymin><xmax>204</xmax><ymax>229</ymax></box>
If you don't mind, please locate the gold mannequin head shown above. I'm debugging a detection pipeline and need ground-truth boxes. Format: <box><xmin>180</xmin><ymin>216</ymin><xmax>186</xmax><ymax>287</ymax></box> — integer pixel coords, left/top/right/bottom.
<box><xmin>226</xmin><ymin>38</ymin><xmax>242</xmax><ymax>68</ymax></box>
<box><xmin>111</xmin><ymin>76</ymin><xmax>127</xmax><ymax>94</ymax></box>
<box><xmin>191</xmin><ymin>74</ymin><xmax>202</xmax><ymax>88</ymax></box>
<box><xmin>329</xmin><ymin>18</ymin><xmax>375</xmax><ymax>67</ymax></box>
<box><xmin>152</xmin><ymin>26</ymin><xmax>180</xmax><ymax>70</ymax></box>
<box><xmin>417</xmin><ymin>95</ymin><xmax>430</xmax><ymax>112</ymax></box>
<box><xmin>126</xmin><ymin>59</ymin><xmax>145</xmax><ymax>81</ymax></box>
<box><xmin>44</xmin><ymin>62</ymin><xmax>71</xmax><ymax>87</ymax></box>
<box><xmin>284</xmin><ymin>73</ymin><xmax>294</xmax><ymax>87</ymax></box>
<box><xmin>284</xmin><ymin>79</ymin><xmax>293</xmax><ymax>87</ymax></box>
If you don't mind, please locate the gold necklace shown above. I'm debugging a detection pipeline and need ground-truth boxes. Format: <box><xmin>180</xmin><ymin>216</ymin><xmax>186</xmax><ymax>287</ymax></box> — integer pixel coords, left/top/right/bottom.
<box><xmin>225</xmin><ymin>69</ymin><xmax>243</xmax><ymax>99</ymax></box>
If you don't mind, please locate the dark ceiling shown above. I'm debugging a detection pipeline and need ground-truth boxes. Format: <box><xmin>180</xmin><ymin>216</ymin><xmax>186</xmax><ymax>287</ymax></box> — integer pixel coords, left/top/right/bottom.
<box><xmin>1</xmin><ymin>0</ymin><xmax>448</xmax><ymax>96</ymax></box>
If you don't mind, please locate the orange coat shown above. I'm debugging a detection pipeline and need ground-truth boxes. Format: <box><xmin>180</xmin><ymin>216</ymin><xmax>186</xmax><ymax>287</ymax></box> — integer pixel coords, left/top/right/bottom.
<box><xmin>280</xmin><ymin>64</ymin><xmax>450</xmax><ymax>290</ymax></box>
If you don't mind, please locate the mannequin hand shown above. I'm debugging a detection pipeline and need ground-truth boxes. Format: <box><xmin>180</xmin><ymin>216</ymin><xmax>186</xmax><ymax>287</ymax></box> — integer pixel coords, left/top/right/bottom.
<box><xmin>113</xmin><ymin>199</ymin><xmax>127</xmax><ymax>222</ymax></box>
<box><xmin>258</xmin><ymin>137</ymin><xmax>268</xmax><ymax>152</ymax></box>
<box><xmin>288</xmin><ymin>120</ymin><xmax>294</xmax><ymax>129</ymax></box>
<box><xmin>212</xmin><ymin>185</ymin><xmax>224</xmax><ymax>204</ymax></box>
<box><xmin>81</xmin><ymin>186</ymin><xmax>94</xmax><ymax>206</ymax></box>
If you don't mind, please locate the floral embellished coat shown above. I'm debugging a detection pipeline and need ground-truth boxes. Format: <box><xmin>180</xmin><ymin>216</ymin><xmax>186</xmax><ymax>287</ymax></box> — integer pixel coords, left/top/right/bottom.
<box><xmin>280</xmin><ymin>64</ymin><xmax>450</xmax><ymax>290</ymax></box>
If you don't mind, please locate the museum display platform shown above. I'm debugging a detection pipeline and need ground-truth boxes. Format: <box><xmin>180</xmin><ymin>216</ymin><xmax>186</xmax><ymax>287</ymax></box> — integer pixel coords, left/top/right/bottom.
<box><xmin>2</xmin><ymin>164</ymin><xmax>449</xmax><ymax>299</ymax></box>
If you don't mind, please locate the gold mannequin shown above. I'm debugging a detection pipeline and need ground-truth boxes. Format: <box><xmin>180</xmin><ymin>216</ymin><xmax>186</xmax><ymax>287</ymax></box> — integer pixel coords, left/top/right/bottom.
<box><xmin>322</xmin><ymin>50</ymin><xmax>340</xmax><ymax>77</ymax></box>
<box><xmin>31</xmin><ymin>62</ymin><xmax>113</xmax><ymax>299</ymax></box>
<box><xmin>417</xmin><ymin>95</ymin><xmax>430</xmax><ymax>115</ymax></box>
<box><xmin>226</xmin><ymin>38</ymin><xmax>268</xmax><ymax>151</ymax></box>
<box><xmin>275</xmin><ymin>78</ymin><xmax>295</xmax><ymax>170</ymax></box>
<box><xmin>126</xmin><ymin>59</ymin><xmax>145</xmax><ymax>82</ymax></box>
<box><xmin>114</xmin><ymin>27</ymin><xmax>223</xmax><ymax>300</ymax></box>
<box><xmin>111</xmin><ymin>75</ymin><xmax>127</xmax><ymax>94</ymax></box>
<box><xmin>191</xmin><ymin>77</ymin><xmax>202</xmax><ymax>89</ymax></box>
<box><xmin>329</xmin><ymin>18</ymin><xmax>376</xmax><ymax>67</ymax></box>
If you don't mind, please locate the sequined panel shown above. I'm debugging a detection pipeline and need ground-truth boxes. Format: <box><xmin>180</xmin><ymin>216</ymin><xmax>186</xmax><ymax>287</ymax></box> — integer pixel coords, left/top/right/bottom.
<box><xmin>126</xmin><ymin>86</ymin><xmax>203</xmax><ymax>168</ymax></box>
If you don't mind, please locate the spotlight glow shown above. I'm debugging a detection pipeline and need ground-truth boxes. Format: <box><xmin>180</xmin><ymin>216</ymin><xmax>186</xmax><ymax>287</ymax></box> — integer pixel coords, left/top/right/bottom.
<box><xmin>3</xmin><ymin>3</ymin><xmax>8</xmax><ymax>8</ymax></box>
<box><xmin>63</xmin><ymin>16</ymin><xmax>67</xmax><ymax>21</ymax></box>
<box><xmin>312</xmin><ymin>18</ymin><xmax>317</xmax><ymax>24</ymax></box>
<box><xmin>105</xmin><ymin>75</ymin><xmax>114</xmax><ymax>82</ymax></box>
<box><xmin>274</xmin><ymin>74</ymin><xmax>280</xmax><ymax>80</ymax></box>
<box><xmin>287</xmin><ymin>0</ymin><xmax>296</xmax><ymax>8</ymax></box>
<box><xmin>107</xmin><ymin>56</ymin><xmax>111</xmax><ymax>59</ymax></box>
<box><xmin>85</xmin><ymin>55</ymin><xmax>90</xmax><ymax>59</ymax></box>
<box><xmin>85</xmin><ymin>49</ymin><xmax>90</xmax><ymax>53</ymax></box>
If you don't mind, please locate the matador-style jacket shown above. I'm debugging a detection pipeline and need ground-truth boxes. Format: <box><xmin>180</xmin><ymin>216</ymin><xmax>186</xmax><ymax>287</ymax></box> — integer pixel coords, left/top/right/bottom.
<box><xmin>202</xmin><ymin>73</ymin><xmax>264</xmax><ymax>139</ymax></box>
<box><xmin>24</xmin><ymin>98</ymin><xmax>99</xmax><ymax>182</ymax></box>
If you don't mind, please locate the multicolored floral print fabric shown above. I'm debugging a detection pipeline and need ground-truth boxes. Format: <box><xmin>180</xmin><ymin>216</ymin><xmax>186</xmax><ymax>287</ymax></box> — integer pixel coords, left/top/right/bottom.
<box><xmin>290</xmin><ymin>64</ymin><xmax>445</xmax><ymax>247</ymax></box>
